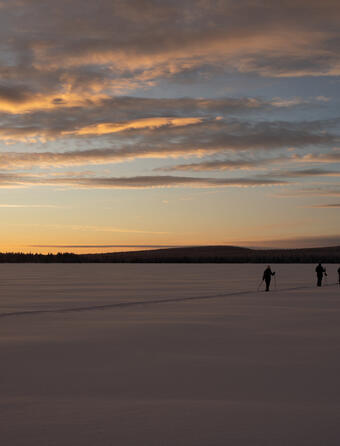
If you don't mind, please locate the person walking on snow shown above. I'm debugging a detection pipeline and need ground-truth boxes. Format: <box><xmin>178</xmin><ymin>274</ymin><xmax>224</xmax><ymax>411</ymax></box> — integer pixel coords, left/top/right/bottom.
<box><xmin>263</xmin><ymin>265</ymin><xmax>275</xmax><ymax>292</ymax></box>
<box><xmin>315</xmin><ymin>263</ymin><xmax>327</xmax><ymax>287</ymax></box>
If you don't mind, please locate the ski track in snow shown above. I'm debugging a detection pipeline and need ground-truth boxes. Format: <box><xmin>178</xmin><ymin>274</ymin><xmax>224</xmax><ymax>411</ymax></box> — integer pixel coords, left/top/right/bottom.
<box><xmin>0</xmin><ymin>282</ymin><xmax>338</xmax><ymax>319</ymax></box>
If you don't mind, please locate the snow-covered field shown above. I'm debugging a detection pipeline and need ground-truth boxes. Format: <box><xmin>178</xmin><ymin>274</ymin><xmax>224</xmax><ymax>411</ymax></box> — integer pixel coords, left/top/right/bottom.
<box><xmin>1</xmin><ymin>264</ymin><xmax>340</xmax><ymax>445</ymax></box>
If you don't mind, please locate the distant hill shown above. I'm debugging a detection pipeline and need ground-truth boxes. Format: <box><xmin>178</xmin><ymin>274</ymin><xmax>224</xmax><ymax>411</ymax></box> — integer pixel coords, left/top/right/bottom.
<box><xmin>83</xmin><ymin>245</ymin><xmax>340</xmax><ymax>263</ymax></box>
<box><xmin>1</xmin><ymin>245</ymin><xmax>339</xmax><ymax>263</ymax></box>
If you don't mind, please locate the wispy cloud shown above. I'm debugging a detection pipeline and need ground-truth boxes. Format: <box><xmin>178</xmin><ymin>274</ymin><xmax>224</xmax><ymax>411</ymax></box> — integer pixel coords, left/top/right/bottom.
<box><xmin>17</xmin><ymin>223</ymin><xmax>169</xmax><ymax>235</ymax></box>
<box><xmin>259</xmin><ymin>168</ymin><xmax>340</xmax><ymax>179</ymax></box>
<box><xmin>65</xmin><ymin>117</ymin><xmax>203</xmax><ymax>137</ymax></box>
<box><xmin>30</xmin><ymin>244</ymin><xmax>177</xmax><ymax>249</ymax></box>
<box><xmin>239</xmin><ymin>234</ymin><xmax>340</xmax><ymax>249</ymax></box>
<box><xmin>276</xmin><ymin>186</ymin><xmax>340</xmax><ymax>197</ymax></box>
<box><xmin>0</xmin><ymin>117</ymin><xmax>337</xmax><ymax>169</ymax></box>
<box><xmin>294</xmin><ymin>151</ymin><xmax>340</xmax><ymax>163</ymax></box>
<box><xmin>1</xmin><ymin>99</ymin><xmax>335</xmax><ymax>143</ymax></box>
<box><xmin>0</xmin><ymin>173</ymin><xmax>287</xmax><ymax>189</ymax></box>
<box><xmin>310</xmin><ymin>203</ymin><xmax>340</xmax><ymax>208</ymax></box>
<box><xmin>0</xmin><ymin>204</ymin><xmax>62</xmax><ymax>208</ymax></box>
<box><xmin>156</xmin><ymin>156</ymin><xmax>290</xmax><ymax>172</ymax></box>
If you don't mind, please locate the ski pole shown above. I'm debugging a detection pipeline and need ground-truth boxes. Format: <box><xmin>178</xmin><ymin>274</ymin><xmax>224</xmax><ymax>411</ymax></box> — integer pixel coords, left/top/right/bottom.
<box><xmin>257</xmin><ymin>279</ymin><xmax>264</xmax><ymax>291</ymax></box>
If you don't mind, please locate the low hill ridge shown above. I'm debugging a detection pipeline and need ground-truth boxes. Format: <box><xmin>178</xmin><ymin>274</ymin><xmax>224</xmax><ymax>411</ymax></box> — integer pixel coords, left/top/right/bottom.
<box><xmin>0</xmin><ymin>245</ymin><xmax>339</xmax><ymax>263</ymax></box>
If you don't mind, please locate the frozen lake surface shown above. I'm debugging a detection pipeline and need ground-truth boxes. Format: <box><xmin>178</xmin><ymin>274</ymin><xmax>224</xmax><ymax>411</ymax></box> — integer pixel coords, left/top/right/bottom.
<box><xmin>1</xmin><ymin>264</ymin><xmax>340</xmax><ymax>445</ymax></box>
<box><xmin>0</xmin><ymin>263</ymin><xmax>339</xmax><ymax>314</ymax></box>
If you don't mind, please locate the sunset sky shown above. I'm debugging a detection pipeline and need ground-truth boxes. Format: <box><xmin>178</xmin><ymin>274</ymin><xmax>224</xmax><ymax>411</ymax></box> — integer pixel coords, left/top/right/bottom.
<box><xmin>0</xmin><ymin>0</ymin><xmax>339</xmax><ymax>252</ymax></box>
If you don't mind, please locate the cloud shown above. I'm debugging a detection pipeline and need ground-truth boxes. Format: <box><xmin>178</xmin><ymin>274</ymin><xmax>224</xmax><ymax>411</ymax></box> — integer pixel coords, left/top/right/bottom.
<box><xmin>68</xmin><ymin>117</ymin><xmax>203</xmax><ymax>136</ymax></box>
<box><xmin>271</xmin><ymin>97</ymin><xmax>313</xmax><ymax>107</ymax></box>
<box><xmin>0</xmin><ymin>204</ymin><xmax>61</xmax><ymax>208</ymax></box>
<box><xmin>156</xmin><ymin>152</ymin><xmax>340</xmax><ymax>173</ymax></box>
<box><xmin>16</xmin><ymin>222</ymin><xmax>169</xmax><ymax>234</ymax></box>
<box><xmin>0</xmin><ymin>0</ymin><xmax>338</xmax><ymax>117</ymax></box>
<box><xmin>277</xmin><ymin>186</ymin><xmax>340</xmax><ymax>197</ymax></box>
<box><xmin>295</xmin><ymin>151</ymin><xmax>340</xmax><ymax>163</ymax></box>
<box><xmin>0</xmin><ymin>85</ymin><xmax>34</xmax><ymax>104</ymax></box>
<box><xmin>30</xmin><ymin>245</ymin><xmax>177</xmax><ymax>249</ymax></box>
<box><xmin>156</xmin><ymin>156</ymin><xmax>290</xmax><ymax>172</ymax></box>
<box><xmin>240</xmin><ymin>234</ymin><xmax>340</xmax><ymax>249</ymax></box>
<box><xmin>29</xmin><ymin>1</ymin><xmax>340</xmax><ymax>78</ymax></box>
<box><xmin>45</xmin><ymin>224</ymin><xmax>168</xmax><ymax>234</ymax></box>
<box><xmin>0</xmin><ymin>95</ymin><xmax>300</xmax><ymax>142</ymax></box>
<box><xmin>0</xmin><ymin>0</ymin><xmax>338</xmax><ymax>197</ymax></box>
<box><xmin>259</xmin><ymin>168</ymin><xmax>340</xmax><ymax>179</ymax></box>
<box><xmin>0</xmin><ymin>116</ymin><xmax>337</xmax><ymax>165</ymax></box>
<box><xmin>0</xmin><ymin>172</ymin><xmax>287</xmax><ymax>189</ymax></box>
<box><xmin>310</xmin><ymin>203</ymin><xmax>340</xmax><ymax>208</ymax></box>
<box><xmin>0</xmin><ymin>95</ymin><xmax>275</xmax><ymax>115</ymax></box>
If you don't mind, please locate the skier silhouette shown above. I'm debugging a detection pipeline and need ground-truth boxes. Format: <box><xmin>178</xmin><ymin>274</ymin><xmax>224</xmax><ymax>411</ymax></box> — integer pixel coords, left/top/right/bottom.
<box><xmin>262</xmin><ymin>265</ymin><xmax>275</xmax><ymax>292</ymax></box>
<box><xmin>337</xmin><ymin>266</ymin><xmax>340</xmax><ymax>285</ymax></box>
<box><xmin>315</xmin><ymin>263</ymin><xmax>327</xmax><ymax>287</ymax></box>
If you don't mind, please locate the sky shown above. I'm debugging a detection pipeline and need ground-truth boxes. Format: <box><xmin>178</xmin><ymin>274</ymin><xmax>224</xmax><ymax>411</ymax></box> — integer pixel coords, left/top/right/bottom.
<box><xmin>0</xmin><ymin>0</ymin><xmax>340</xmax><ymax>253</ymax></box>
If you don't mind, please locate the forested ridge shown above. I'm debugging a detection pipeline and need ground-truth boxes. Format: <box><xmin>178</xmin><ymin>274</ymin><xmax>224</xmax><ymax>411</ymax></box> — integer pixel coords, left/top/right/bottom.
<box><xmin>0</xmin><ymin>245</ymin><xmax>339</xmax><ymax>263</ymax></box>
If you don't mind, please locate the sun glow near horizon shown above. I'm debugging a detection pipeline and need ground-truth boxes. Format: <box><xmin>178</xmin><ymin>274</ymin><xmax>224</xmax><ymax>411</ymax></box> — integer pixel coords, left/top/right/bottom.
<box><xmin>0</xmin><ymin>1</ymin><xmax>339</xmax><ymax>251</ymax></box>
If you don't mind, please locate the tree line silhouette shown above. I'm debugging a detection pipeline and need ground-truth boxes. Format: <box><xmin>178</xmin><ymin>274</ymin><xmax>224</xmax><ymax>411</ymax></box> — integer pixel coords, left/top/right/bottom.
<box><xmin>0</xmin><ymin>245</ymin><xmax>339</xmax><ymax>263</ymax></box>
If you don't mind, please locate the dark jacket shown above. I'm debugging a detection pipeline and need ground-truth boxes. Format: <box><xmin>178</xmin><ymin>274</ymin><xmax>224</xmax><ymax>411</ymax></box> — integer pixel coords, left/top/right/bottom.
<box><xmin>263</xmin><ymin>267</ymin><xmax>275</xmax><ymax>281</ymax></box>
<box><xmin>315</xmin><ymin>264</ymin><xmax>326</xmax><ymax>277</ymax></box>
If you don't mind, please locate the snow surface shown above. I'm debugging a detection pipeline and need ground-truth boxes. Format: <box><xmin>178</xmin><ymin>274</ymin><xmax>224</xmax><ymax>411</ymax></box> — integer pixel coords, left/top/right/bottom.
<box><xmin>1</xmin><ymin>264</ymin><xmax>340</xmax><ymax>445</ymax></box>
